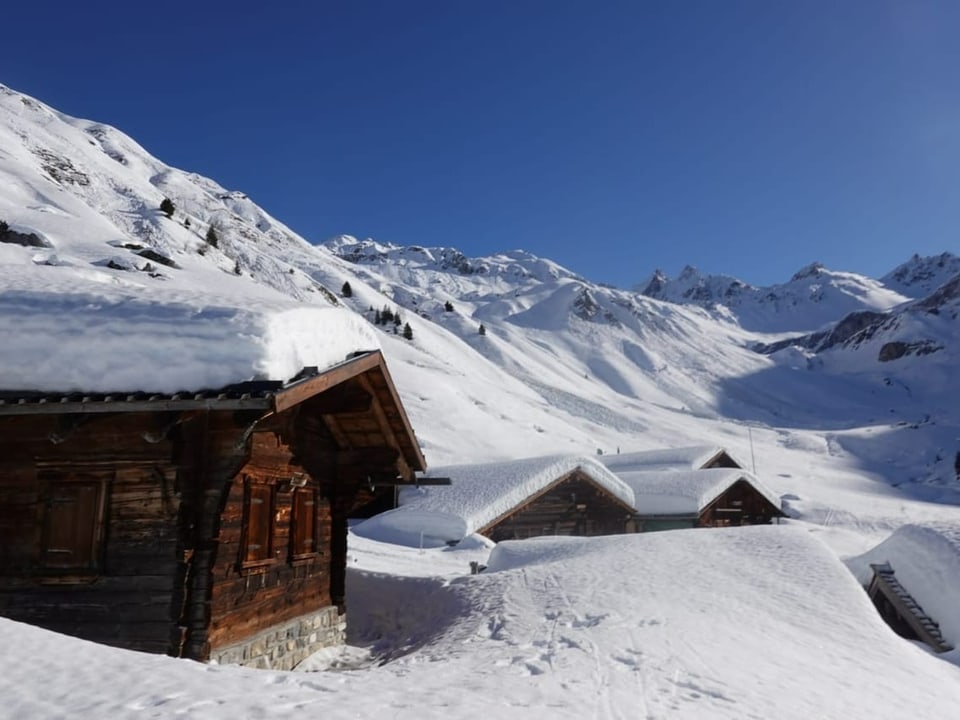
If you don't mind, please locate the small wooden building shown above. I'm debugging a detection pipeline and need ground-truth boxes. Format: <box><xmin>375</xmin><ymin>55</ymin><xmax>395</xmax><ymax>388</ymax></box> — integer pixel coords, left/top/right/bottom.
<box><xmin>867</xmin><ymin>562</ymin><xmax>952</xmax><ymax>653</ymax></box>
<box><xmin>480</xmin><ymin>467</ymin><xmax>636</xmax><ymax>542</ymax></box>
<box><xmin>356</xmin><ymin>455</ymin><xmax>638</xmax><ymax>547</ymax></box>
<box><xmin>0</xmin><ymin>350</ymin><xmax>425</xmax><ymax>669</ymax></box>
<box><xmin>620</xmin><ymin>469</ymin><xmax>785</xmax><ymax>532</ymax></box>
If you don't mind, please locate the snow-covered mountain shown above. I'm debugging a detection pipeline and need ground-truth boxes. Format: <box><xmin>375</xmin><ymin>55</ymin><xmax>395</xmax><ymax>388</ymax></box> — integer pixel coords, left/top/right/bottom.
<box><xmin>882</xmin><ymin>252</ymin><xmax>960</xmax><ymax>297</ymax></box>
<box><xmin>1</xmin><ymin>80</ymin><xmax>959</xmax><ymax>516</ymax></box>
<box><xmin>637</xmin><ymin>261</ymin><xmax>912</xmax><ymax>333</ymax></box>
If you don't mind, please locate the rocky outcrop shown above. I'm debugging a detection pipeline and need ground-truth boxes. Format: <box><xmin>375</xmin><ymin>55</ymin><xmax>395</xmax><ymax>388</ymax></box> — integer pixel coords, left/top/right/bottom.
<box><xmin>878</xmin><ymin>341</ymin><xmax>943</xmax><ymax>362</ymax></box>
<box><xmin>0</xmin><ymin>222</ymin><xmax>51</xmax><ymax>248</ymax></box>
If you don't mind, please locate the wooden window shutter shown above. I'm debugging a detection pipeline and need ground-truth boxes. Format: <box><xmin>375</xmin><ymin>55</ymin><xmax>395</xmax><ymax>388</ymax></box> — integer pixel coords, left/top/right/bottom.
<box><xmin>243</xmin><ymin>482</ymin><xmax>274</xmax><ymax>565</ymax></box>
<box><xmin>291</xmin><ymin>488</ymin><xmax>317</xmax><ymax>558</ymax></box>
<box><xmin>41</xmin><ymin>480</ymin><xmax>104</xmax><ymax>571</ymax></box>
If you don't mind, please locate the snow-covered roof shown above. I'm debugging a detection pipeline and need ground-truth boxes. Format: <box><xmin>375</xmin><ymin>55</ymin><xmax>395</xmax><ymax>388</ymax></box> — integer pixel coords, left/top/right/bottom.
<box><xmin>353</xmin><ymin>454</ymin><xmax>635</xmax><ymax>547</ymax></box>
<box><xmin>0</xmin><ymin>280</ymin><xmax>380</xmax><ymax>393</ymax></box>
<box><xmin>847</xmin><ymin>523</ymin><xmax>960</xmax><ymax>648</ymax></box>
<box><xmin>600</xmin><ymin>445</ymin><xmax>740</xmax><ymax>473</ymax></box>
<box><xmin>618</xmin><ymin>467</ymin><xmax>782</xmax><ymax>516</ymax></box>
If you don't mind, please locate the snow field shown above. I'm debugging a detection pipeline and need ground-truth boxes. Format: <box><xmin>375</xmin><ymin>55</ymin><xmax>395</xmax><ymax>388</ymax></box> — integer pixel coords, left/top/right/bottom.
<box><xmin>4</xmin><ymin>527</ymin><xmax>960</xmax><ymax>719</ymax></box>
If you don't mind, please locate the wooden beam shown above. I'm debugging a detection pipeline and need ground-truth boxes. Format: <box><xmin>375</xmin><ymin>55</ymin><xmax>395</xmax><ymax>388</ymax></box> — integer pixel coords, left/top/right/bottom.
<box><xmin>269</xmin><ymin>351</ymin><xmax>426</xmax><ymax>473</ymax></box>
<box><xmin>272</xmin><ymin>352</ymin><xmax>382</xmax><ymax>414</ymax></box>
<box><xmin>356</xmin><ymin>374</ymin><xmax>412</xmax><ymax>482</ymax></box>
<box><xmin>365</xmin><ymin>359</ymin><xmax>427</xmax><ymax>472</ymax></box>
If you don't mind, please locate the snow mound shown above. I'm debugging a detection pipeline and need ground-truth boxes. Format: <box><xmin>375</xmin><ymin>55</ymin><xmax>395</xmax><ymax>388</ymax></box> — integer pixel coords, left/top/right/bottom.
<box><xmin>351</xmin><ymin>509</ymin><xmax>469</xmax><ymax>549</ymax></box>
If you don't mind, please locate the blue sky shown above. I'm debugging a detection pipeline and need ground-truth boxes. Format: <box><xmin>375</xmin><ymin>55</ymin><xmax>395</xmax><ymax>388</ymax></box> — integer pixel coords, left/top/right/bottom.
<box><xmin>3</xmin><ymin>1</ymin><xmax>958</xmax><ymax>288</ymax></box>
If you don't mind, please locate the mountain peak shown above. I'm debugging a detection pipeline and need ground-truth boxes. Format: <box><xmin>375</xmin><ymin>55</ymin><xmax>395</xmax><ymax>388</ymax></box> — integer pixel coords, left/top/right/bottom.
<box><xmin>677</xmin><ymin>264</ymin><xmax>701</xmax><ymax>281</ymax></box>
<box><xmin>637</xmin><ymin>269</ymin><xmax>668</xmax><ymax>297</ymax></box>
<box><xmin>882</xmin><ymin>252</ymin><xmax>960</xmax><ymax>297</ymax></box>
<box><xmin>790</xmin><ymin>262</ymin><xmax>826</xmax><ymax>282</ymax></box>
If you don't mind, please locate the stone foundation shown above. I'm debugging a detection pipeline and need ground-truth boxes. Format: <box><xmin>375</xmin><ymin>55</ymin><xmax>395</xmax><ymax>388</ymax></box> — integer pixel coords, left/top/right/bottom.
<box><xmin>210</xmin><ymin>606</ymin><xmax>346</xmax><ymax>670</ymax></box>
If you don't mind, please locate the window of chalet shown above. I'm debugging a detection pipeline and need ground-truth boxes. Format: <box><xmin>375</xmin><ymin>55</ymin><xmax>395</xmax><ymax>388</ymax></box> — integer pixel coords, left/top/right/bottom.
<box><xmin>290</xmin><ymin>487</ymin><xmax>318</xmax><ymax>561</ymax></box>
<box><xmin>241</xmin><ymin>480</ymin><xmax>276</xmax><ymax>568</ymax></box>
<box><xmin>38</xmin><ymin>472</ymin><xmax>110</xmax><ymax>574</ymax></box>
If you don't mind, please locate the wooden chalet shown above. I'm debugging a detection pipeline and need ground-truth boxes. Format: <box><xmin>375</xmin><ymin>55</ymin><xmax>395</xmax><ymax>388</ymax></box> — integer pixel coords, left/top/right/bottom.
<box><xmin>480</xmin><ymin>466</ymin><xmax>636</xmax><ymax>542</ymax></box>
<box><xmin>0</xmin><ymin>350</ymin><xmax>425</xmax><ymax>670</ymax></box>
<box><xmin>358</xmin><ymin>455</ymin><xmax>638</xmax><ymax>547</ymax></box>
<box><xmin>620</xmin><ymin>469</ymin><xmax>785</xmax><ymax>532</ymax></box>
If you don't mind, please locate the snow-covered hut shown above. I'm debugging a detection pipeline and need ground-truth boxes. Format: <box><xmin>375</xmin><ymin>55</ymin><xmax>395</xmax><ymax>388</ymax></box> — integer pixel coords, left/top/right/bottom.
<box><xmin>0</xmin><ymin>350</ymin><xmax>426</xmax><ymax>670</ymax></box>
<box><xmin>354</xmin><ymin>455</ymin><xmax>636</xmax><ymax>546</ymax></box>
<box><xmin>847</xmin><ymin>523</ymin><xmax>960</xmax><ymax>653</ymax></box>
<box><xmin>616</xmin><ymin>468</ymin><xmax>784</xmax><ymax>531</ymax></box>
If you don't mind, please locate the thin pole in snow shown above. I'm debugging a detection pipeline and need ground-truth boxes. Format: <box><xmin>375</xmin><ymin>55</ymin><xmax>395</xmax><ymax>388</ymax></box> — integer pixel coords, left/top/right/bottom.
<box><xmin>748</xmin><ymin>425</ymin><xmax>757</xmax><ymax>475</ymax></box>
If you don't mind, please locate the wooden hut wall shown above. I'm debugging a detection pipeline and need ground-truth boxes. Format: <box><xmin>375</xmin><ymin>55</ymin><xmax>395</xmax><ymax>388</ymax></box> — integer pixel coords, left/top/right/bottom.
<box><xmin>195</xmin><ymin>410</ymin><xmax>341</xmax><ymax>666</ymax></box>
<box><xmin>485</xmin><ymin>472</ymin><xmax>632</xmax><ymax>542</ymax></box>
<box><xmin>697</xmin><ymin>479</ymin><xmax>779</xmax><ymax>527</ymax></box>
<box><xmin>0</xmin><ymin>412</ymin><xmax>182</xmax><ymax>654</ymax></box>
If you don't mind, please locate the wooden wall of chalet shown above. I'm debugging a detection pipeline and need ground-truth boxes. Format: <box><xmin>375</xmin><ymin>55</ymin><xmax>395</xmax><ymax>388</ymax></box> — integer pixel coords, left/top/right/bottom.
<box><xmin>0</xmin><ymin>412</ymin><xmax>182</xmax><ymax>654</ymax></box>
<box><xmin>183</xmin><ymin>387</ymin><xmax>396</xmax><ymax>662</ymax></box>
<box><xmin>697</xmin><ymin>479</ymin><xmax>780</xmax><ymax>527</ymax></box>
<box><xmin>197</xmin><ymin>414</ymin><xmax>338</xmax><ymax>660</ymax></box>
<box><xmin>483</xmin><ymin>472</ymin><xmax>633</xmax><ymax>542</ymax></box>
